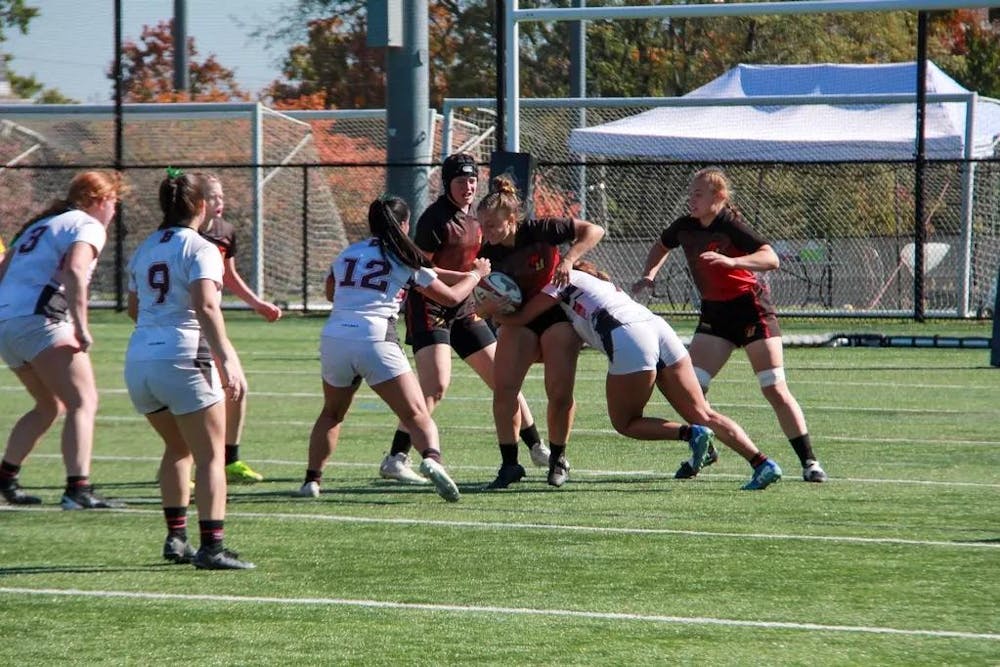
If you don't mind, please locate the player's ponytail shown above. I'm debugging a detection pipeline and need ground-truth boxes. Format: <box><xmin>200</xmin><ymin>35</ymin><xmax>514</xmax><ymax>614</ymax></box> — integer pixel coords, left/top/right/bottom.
<box><xmin>367</xmin><ymin>196</ymin><xmax>429</xmax><ymax>270</ymax></box>
<box><xmin>159</xmin><ymin>171</ymin><xmax>206</xmax><ymax>230</ymax></box>
<box><xmin>477</xmin><ymin>175</ymin><xmax>525</xmax><ymax>224</ymax></box>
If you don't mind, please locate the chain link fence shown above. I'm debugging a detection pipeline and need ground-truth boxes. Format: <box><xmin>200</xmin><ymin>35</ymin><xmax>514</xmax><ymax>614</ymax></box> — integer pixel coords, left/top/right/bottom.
<box><xmin>1</xmin><ymin>101</ymin><xmax>997</xmax><ymax>317</ymax></box>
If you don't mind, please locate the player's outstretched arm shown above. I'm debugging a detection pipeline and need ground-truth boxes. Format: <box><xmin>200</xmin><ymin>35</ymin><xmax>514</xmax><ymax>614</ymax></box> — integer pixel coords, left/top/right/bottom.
<box><xmin>222</xmin><ymin>258</ymin><xmax>282</xmax><ymax>322</ymax></box>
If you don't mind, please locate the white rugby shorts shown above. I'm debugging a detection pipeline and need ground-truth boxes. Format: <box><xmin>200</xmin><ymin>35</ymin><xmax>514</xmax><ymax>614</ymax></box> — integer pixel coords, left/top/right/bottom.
<box><xmin>320</xmin><ymin>336</ymin><xmax>411</xmax><ymax>388</ymax></box>
<box><xmin>124</xmin><ymin>358</ymin><xmax>223</xmax><ymax>416</ymax></box>
<box><xmin>0</xmin><ymin>314</ymin><xmax>78</xmax><ymax>369</ymax></box>
<box><xmin>606</xmin><ymin>318</ymin><xmax>688</xmax><ymax>376</ymax></box>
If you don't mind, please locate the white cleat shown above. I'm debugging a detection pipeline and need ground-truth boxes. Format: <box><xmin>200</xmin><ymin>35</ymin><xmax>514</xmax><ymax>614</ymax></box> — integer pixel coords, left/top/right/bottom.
<box><xmin>295</xmin><ymin>481</ymin><xmax>320</xmax><ymax>498</ymax></box>
<box><xmin>528</xmin><ymin>442</ymin><xmax>551</xmax><ymax>467</ymax></box>
<box><xmin>379</xmin><ymin>453</ymin><xmax>430</xmax><ymax>485</ymax></box>
<box><xmin>802</xmin><ymin>460</ymin><xmax>828</xmax><ymax>483</ymax></box>
<box><xmin>418</xmin><ymin>459</ymin><xmax>460</xmax><ymax>502</ymax></box>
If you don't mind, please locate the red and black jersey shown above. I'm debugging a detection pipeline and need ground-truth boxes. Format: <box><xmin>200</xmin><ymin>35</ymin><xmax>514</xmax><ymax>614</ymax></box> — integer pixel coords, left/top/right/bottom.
<box><xmin>479</xmin><ymin>218</ymin><xmax>574</xmax><ymax>300</ymax></box>
<box><xmin>199</xmin><ymin>218</ymin><xmax>238</xmax><ymax>261</ymax></box>
<box><xmin>660</xmin><ymin>207</ymin><xmax>769</xmax><ymax>302</ymax></box>
<box><xmin>414</xmin><ymin>195</ymin><xmax>482</xmax><ymax>272</ymax></box>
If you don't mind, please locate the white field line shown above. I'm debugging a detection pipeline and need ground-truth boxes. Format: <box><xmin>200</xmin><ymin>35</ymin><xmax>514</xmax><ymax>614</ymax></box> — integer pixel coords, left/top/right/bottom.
<box><xmin>0</xmin><ymin>586</ymin><xmax>997</xmax><ymax>641</ymax></box>
<box><xmin>26</xmin><ymin>452</ymin><xmax>1000</xmax><ymax>488</ymax></box>
<box><xmin>80</xmin><ymin>414</ymin><xmax>1000</xmax><ymax>448</ymax></box>
<box><xmin>3</xmin><ymin>505</ymin><xmax>998</xmax><ymax>551</ymax></box>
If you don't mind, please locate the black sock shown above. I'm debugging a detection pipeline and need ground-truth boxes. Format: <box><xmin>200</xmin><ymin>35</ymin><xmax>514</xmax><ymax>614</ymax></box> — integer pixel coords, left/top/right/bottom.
<box><xmin>677</xmin><ymin>425</ymin><xmax>690</xmax><ymax>441</ymax></box>
<box><xmin>548</xmin><ymin>443</ymin><xmax>566</xmax><ymax>465</ymax></box>
<box><xmin>789</xmin><ymin>434</ymin><xmax>815</xmax><ymax>467</ymax></box>
<box><xmin>305</xmin><ymin>469</ymin><xmax>322</xmax><ymax>484</ymax></box>
<box><xmin>66</xmin><ymin>475</ymin><xmax>89</xmax><ymax>491</ymax></box>
<box><xmin>519</xmin><ymin>424</ymin><xmax>541</xmax><ymax>450</ymax></box>
<box><xmin>0</xmin><ymin>460</ymin><xmax>20</xmax><ymax>480</ymax></box>
<box><xmin>499</xmin><ymin>443</ymin><xmax>519</xmax><ymax>466</ymax></box>
<box><xmin>390</xmin><ymin>430</ymin><xmax>412</xmax><ymax>456</ymax></box>
<box><xmin>224</xmin><ymin>444</ymin><xmax>239</xmax><ymax>465</ymax></box>
<box><xmin>749</xmin><ymin>453</ymin><xmax>768</xmax><ymax>469</ymax></box>
<box><xmin>199</xmin><ymin>519</ymin><xmax>225</xmax><ymax>552</ymax></box>
<box><xmin>421</xmin><ymin>448</ymin><xmax>442</xmax><ymax>464</ymax></box>
<box><xmin>164</xmin><ymin>506</ymin><xmax>187</xmax><ymax>540</ymax></box>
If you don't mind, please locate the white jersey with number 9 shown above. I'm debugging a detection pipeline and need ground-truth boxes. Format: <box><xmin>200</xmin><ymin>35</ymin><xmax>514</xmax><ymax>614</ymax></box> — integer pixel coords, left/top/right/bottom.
<box><xmin>126</xmin><ymin>226</ymin><xmax>223</xmax><ymax>361</ymax></box>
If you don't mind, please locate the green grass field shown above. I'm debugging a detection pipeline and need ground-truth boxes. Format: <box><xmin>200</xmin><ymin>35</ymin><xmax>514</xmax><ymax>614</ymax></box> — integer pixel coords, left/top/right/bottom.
<box><xmin>1</xmin><ymin>311</ymin><xmax>998</xmax><ymax>665</ymax></box>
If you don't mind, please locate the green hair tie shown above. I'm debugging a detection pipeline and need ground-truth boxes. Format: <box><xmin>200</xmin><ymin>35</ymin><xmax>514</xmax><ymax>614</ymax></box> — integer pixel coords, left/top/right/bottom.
<box><xmin>165</xmin><ymin>166</ymin><xmax>183</xmax><ymax>179</ymax></box>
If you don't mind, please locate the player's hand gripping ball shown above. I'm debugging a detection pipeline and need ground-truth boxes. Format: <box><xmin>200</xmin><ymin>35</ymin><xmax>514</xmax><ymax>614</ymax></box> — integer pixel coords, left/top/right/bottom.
<box><xmin>472</xmin><ymin>272</ymin><xmax>522</xmax><ymax>315</ymax></box>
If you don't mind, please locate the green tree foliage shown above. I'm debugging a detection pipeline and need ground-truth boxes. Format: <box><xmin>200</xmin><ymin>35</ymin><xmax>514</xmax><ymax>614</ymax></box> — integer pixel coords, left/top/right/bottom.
<box><xmin>262</xmin><ymin>2</ymin><xmax>1000</xmax><ymax>107</ymax></box>
<box><xmin>6</xmin><ymin>68</ymin><xmax>75</xmax><ymax>103</ymax></box>
<box><xmin>0</xmin><ymin>0</ymin><xmax>36</xmax><ymax>41</ymax></box>
<box><xmin>0</xmin><ymin>1</ymin><xmax>75</xmax><ymax>103</ymax></box>
<box><xmin>930</xmin><ymin>9</ymin><xmax>1000</xmax><ymax>98</ymax></box>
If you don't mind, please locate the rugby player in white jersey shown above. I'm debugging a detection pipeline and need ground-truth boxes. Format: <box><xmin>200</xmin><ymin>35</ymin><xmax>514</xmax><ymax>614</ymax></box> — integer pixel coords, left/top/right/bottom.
<box><xmin>484</xmin><ymin>261</ymin><xmax>782</xmax><ymax>491</ymax></box>
<box><xmin>125</xmin><ymin>170</ymin><xmax>254</xmax><ymax>570</ymax></box>
<box><xmin>295</xmin><ymin>196</ymin><xmax>491</xmax><ymax>502</ymax></box>
<box><xmin>0</xmin><ymin>171</ymin><xmax>126</xmax><ymax>509</ymax></box>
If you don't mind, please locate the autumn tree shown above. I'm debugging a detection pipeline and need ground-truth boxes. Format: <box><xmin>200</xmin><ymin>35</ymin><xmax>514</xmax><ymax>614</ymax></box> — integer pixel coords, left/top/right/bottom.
<box><xmin>264</xmin><ymin>12</ymin><xmax>383</xmax><ymax>109</ymax></box>
<box><xmin>930</xmin><ymin>9</ymin><xmax>1000</xmax><ymax>98</ymax></box>
<box><xmin>261</xmin><ymin>2</ymin><xmax>1000</xmax><ymax>110</ymax></box>
<box><xmin>113</xmin><ymin>19</ymin><xmax>249</xmax><ymax>102</ymax></box>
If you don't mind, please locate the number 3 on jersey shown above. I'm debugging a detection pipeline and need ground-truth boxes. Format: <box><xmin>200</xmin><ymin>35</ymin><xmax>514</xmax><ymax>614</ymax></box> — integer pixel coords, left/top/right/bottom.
<box><xmin>17</xmin><ymin>225</ymin><xmax>48</xmax><ymax>253</ymax></box>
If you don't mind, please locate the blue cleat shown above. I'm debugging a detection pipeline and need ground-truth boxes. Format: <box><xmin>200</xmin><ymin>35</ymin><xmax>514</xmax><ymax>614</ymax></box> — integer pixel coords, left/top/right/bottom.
<box><xmin>687</xmin><ymin>425</ymin><xmax>714</xmax><ymax>472</ymax></box>
<box><xmin>741</xmin><ymin>459</ymin><xmax>782</xmax><ymax>491</ymax></box>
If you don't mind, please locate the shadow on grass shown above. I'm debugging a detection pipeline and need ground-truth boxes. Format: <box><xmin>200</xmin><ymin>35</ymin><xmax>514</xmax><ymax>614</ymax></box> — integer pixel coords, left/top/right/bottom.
<box><xmin>0</xmin><ymin>563</ymin><xmax>177</xmax><ymax>576</ymax></box>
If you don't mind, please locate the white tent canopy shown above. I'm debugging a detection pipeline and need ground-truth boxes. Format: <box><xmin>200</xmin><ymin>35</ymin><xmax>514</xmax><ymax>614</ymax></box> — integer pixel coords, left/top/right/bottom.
<box><xmin>568</xmin><ymin>62</ymin><xmax>1000</xmax><ymax>161</ymax></box>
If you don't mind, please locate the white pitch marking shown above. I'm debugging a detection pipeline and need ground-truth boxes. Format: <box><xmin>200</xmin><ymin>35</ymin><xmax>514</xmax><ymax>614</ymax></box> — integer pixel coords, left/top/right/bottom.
<box><xmin>3</xmin><ymin>506</ymin><xmax>997</xmax><ymax>550</ymax></box>
<box><xmin>23</xmin><ymin>452</ymin><xmax>1000</xmax><ymax>488</ymax></box>
<box><xmin>0</xmin><ymin>587</ymin><xmax>996</xmax><ymax>641</ymax></box>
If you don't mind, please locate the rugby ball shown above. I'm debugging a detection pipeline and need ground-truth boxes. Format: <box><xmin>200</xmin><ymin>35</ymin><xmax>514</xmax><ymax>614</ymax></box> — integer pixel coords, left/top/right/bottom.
<box><xmin>472</xmin><ymin>272</ymin><xmax>522</xmax><ymax>314</ymax></box>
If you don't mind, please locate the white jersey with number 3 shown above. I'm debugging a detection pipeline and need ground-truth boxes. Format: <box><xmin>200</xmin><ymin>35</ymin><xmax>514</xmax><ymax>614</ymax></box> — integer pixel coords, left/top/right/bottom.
<box><xmin>322</xmin><ymin>237</ymin><xmax>437</xmax><ymax>341</ymax></box>
<box><xmin>126</xmin><ymin>226</ymin><xmax>223</xmax><ymax>361</ymax></box>
<box><xmin>0</xmin><ymin>210</ymin><xmax>106</xmax><ymax>322</ymax></box>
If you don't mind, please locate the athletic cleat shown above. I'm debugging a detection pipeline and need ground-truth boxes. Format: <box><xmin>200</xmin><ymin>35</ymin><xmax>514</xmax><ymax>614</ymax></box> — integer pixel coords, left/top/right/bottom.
<box><xmin>687</xmin><ymin>425</ymin><xmax>714</xmax><ymax>472</ymax></box>
<box><xmin>802</xmin><ymin>460</ymin><xmax>828</xmax><ymax>483</ymax></box>
<box><xmin>486</xmin><ymin>463</ymin><xmax>526</xmax><ymax>490</ymax></box>
<box><xmin>225</xmin><ymin>460</ymin><xmax>264</xmax><ymax>484</ymax></box>
<box><xmin>741</xmin><ymin>459</ymin><xmax>783</xmax><ymax>491</ymax></box>
<box><xmin>547</xmin><ymin>457</ymin><xmax>570</xmax><ymax>488</ymax></box>
<box><xmin>60</xmin><ymin>485</ymin><xmax>115</xmax><ymax>510</ymax></box>
<box><xmin>703</xmin><ymin>443</ymin><xmax>720</xmax><ymax>468</ymax></box>
<box><xmin>418</xmin><ymin>459</ymin><xmax>460</xmax><ymax>502</ymax></box>
<box><xmin>0</xmin><ymin>477</ymin><xmax>42</xmax><ymax>505</ymax></box>
<box><xmin>674</xmin><ymin>442</ymin><xmax>720</xmax><ymax>479</ymax></box>
<box><xmin>379</xmin><ymin>452</ymin><xmax>430</xmax><ymax>485</ymax></box>
<box><xmin>528</xmin><ymin>442</ymin><xmax>552</xmax><ymax>467</ymax></box>
<box><xmin>163</xmin><ymin>535</ymin><xmax>196</xmax><ymax>564</ymax></box>
<box><xmin>192</xmin><ymin>546</ymin><xmax>256</xmax><ymax>570</ymax></box>
<box><xmin>295</xmin><ymin>481</ymin><xmax>321</xmax><ymax>498</ymax></box>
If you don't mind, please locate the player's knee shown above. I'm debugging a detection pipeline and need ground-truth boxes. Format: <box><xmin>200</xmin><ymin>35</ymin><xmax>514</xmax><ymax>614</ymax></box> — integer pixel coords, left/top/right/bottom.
<box><xmin>756</xmin><ymin>367</ymin><xmax>786</xmax><ymax>388</ymax></box>
<box><xmin>693</xmin><ymin>366</ymin><xmax>713</xmax><ymax>393</ymax></box>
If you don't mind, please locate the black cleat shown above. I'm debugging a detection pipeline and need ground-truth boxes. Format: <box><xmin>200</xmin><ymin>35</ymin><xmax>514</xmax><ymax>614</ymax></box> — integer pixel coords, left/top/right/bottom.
<box><xmin>60</xmin><ymin>485</ymin><xmax>116</xmax><ymax>510</ymax></box>
<box><xmin>547</xmin><ymin>457</ymin><xmax>570</xmax><ymax>488</ymax></box>
<box><xmin>163</xmin><ymin>535</ymin><xmax>196</xmax><ymax>564</ymax></box>
<box><xmin>0</xmin><ymin>477</ymin><xmax>42</xmax><ymax>505</ymax></box>
<box><xmin>486</xmin><ymin>463</ymin><xmax>526</xmax><ymax>490</ymax></box>
<box><xmin>674</xmin><ymin>443</ymin><xmax>720</xmax><ymax>479</ymax></box>
<box><xmin>192</xmin><ymin>547</ymin><xmax>256</xmax><ymax>570</ymax></box>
